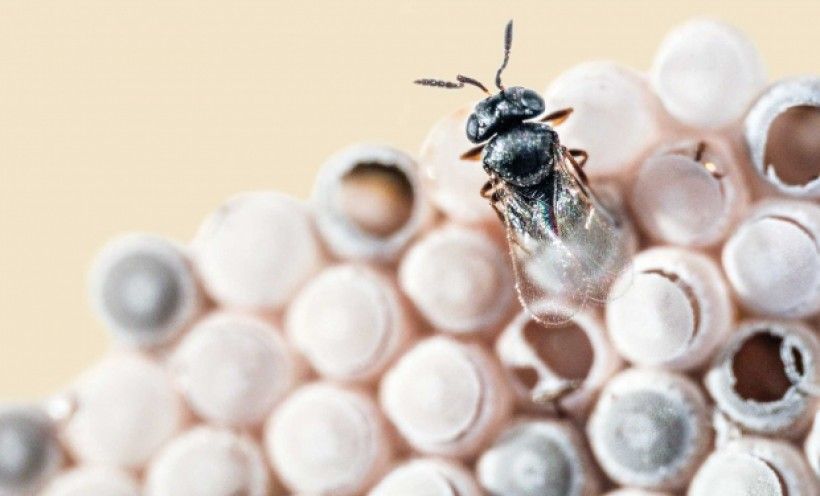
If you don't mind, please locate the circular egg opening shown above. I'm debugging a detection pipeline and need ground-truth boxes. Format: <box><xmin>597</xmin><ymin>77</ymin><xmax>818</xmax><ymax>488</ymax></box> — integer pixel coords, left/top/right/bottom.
<box><xmin>340</xmin><ymin>162</ymin><xmax>414</xmax><ymax>238</ymax></box>
<box><xmin>764</xmin><ymin>105</ymin><xmax>820</xmax><ymax>187</ymax></box>
<box><xmin>521</xmin><ymin>319</ymin><xmax>594</xmax><ymax>383</ymax></box>
<box><xmin>731</xmin><ymin>332</ymin><xmax>800</xmax><ymax>403</ymax></box>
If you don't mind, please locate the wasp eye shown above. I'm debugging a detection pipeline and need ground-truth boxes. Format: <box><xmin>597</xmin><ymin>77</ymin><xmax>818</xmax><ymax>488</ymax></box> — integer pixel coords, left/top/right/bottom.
<box><xmin>520</xmin><ymin>89</ymin><xmax>545</xmax><ymax>113</ymax></box>
<box><xmin>466</xmin><ymin>114</ymin><xmax>481</xmax><ymax>143</ymax></box>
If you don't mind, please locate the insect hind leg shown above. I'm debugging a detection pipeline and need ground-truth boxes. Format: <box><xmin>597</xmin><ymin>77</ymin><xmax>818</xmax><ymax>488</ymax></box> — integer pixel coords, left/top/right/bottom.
<box><xmin>480</xmin><ymin>179</ymin><xmax>507</xmax><ymax>223</ymax></box>
<box><xmin>480</xmin><ymin>180</ymin><xmax>494</xmax><ymax>198</ymax></box>
<box><xmin>568</xmin><ymin>148</ymin><xmax>588</xmax><ymax>168</ymax></box>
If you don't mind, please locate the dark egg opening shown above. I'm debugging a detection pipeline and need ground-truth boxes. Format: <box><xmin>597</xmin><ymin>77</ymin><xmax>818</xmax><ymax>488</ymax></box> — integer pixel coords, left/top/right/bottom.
<box><xmin>731</xmin><ymin>332</ymin><xmax>794</xmax><ymax>403</ymax></box>
<box><xmin>522</xmin><ymin>319</ymin><xmax>594</xmax><ymax>382</ymax></box>
<box><xmin>340</xmin><ymin>162</ymin><xmax>414</xmax><ymax>238</ymax></box>
<box><xmin>764</xmin><ymin>105</ymin><xmax>820</xmax><ymax>186</ymax></box>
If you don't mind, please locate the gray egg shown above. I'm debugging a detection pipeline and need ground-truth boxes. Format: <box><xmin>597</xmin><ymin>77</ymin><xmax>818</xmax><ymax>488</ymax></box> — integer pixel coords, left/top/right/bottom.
<box><xmin>101</xmin><ymin>252</ymin><xmax>182</xmax><ymax>332</ymax></box>
<box><xmin>0</xmin><ymin>409</ymin><xmax>59</xmax><ymax>492</ymax></box>
<box><xmin>598</xmin><ymin>391</ymin><xmax>688</xmax><ymax>473</ymax></box>
<box><xmin>477</xmin><ymin>421</ymin><xmax>598</xmax><ymax>496</ymax></box>
<box><xmin>90</xmin><ymin>234</ymin><xmax>200</xmax><ymax>347</ymax></box>
<box><xmin>588</xmin><ymin>369</ymin><xmax>711</xmax><ymax>490</ymax></box>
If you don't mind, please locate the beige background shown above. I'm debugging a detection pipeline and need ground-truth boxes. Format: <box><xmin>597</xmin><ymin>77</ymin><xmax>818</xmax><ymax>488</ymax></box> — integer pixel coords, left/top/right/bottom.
<box><xmin>0</xmin><ymin>0</ymin><xmax>817</xmax><ymax>400</ymax></box>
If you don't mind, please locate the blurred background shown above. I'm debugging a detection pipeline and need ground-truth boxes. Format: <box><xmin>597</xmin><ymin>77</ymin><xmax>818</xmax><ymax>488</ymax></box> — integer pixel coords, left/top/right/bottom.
<box><xmin>0</xmin><ymin>0</ymin><xmax>818</xmax><ymax>399</ymax></box>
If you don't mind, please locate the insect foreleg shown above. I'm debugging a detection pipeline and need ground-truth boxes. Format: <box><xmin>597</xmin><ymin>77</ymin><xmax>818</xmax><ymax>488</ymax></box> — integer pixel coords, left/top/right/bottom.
<box><xmin>480</xmin><ymin>180</ymin><xmax>495</xmax><ymax>198</ymax></box>
<box><xmin>461</xmin><ymin>143</ymin><xmax>486</xmax><ymax>161</ymax></box>
<box><xmin>540</xmin><ymin>107</ymin><xmax>574</xmax><ymax>126</ymax></box>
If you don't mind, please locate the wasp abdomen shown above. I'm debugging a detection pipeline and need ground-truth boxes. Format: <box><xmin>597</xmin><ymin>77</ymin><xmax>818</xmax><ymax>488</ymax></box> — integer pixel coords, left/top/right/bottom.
<box><xmin>484</xmin><ymin>123</ymin><xmax>559</xmax><ymax>187</ymax></box>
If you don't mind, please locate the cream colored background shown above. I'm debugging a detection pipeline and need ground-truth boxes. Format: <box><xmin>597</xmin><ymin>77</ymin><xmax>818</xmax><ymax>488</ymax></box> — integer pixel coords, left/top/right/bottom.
<box><xmin>0</xmin><ymin>1</ymin><xmax>817</xmax><ymax>400</ymax></box>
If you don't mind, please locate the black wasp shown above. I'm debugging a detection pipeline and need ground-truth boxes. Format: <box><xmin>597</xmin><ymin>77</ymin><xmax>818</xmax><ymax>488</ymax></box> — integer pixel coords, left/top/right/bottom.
<box><xmin>415</xmin><ymin>20</ymin><xmax>632</xmax><ymax>325</ymax></box>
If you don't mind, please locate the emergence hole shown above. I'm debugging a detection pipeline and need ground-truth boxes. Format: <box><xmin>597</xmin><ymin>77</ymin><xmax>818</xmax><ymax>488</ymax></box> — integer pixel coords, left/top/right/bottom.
<box><xmin>340</xmin><ymin>162</ymin><xmax>414</xmax><ymax>237</ymax></box>
<box><xmin>764</xmin><ymin>105</ymin><xmax>820</xmax><ymax>186</ymax></box>
<box><xmin>732</xmin><ymin>332</ymin><xmax>793</xmax><ymax>403</ymax></box>
<box><xmin>523</xmin><ymin>319</ymin><xmax>593</xmax><ymax>382</ymax></box>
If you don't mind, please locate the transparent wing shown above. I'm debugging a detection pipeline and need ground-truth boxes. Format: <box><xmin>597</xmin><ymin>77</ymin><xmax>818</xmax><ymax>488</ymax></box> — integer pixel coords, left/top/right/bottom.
<box><xmin>552</xmin><ymin>151</ymin><xmax>635</xmax><ymax>302</ymax></box>
<box><xmin>503</xmin><ymin>151</ymin><xmax>633</xmax><ymax>326</ymax></box>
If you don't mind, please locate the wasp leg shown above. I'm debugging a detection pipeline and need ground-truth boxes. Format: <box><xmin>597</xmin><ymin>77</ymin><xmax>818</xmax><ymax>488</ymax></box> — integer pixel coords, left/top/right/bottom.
<box><xmin>563</xmin><ymin>148</ymin><xmax>591</xmax><ymax>190</ymax></box>
<box><xmin>461</xmin><ymin>143</ymin><xmax>486</xmax><ymax>161</ymax></box>
<box><xmin>489</xmin><ymin>191</ymin><xmax>506</xmax><ymax>223</ymax></box>
<box><xmin>694</xmin><ymin>140</ymin><xmax>706</xmax><ymax>162</ymax></box>
<box><xmin>480</xmin><ymin>180</ymin><xmax>494</xmax><ymax>198</ymax></box>
<box><xmin>480</xmin><ymin>180</ymin><xmax>507</xmax><ymax>223</ymax></box>
<box><xmin>540</xmin><ymin>107</ymin><xmax>574</xmax><ymax>126</ymax></box>
<box><xmin>568</xmin><ymin>148</ymin><xmax>588</xmax><ymax>168</ymax></box>
<box><xmin>497</xmin><ymin>197</ymin><xmax>534</xmax><ymax>255</ymax></box>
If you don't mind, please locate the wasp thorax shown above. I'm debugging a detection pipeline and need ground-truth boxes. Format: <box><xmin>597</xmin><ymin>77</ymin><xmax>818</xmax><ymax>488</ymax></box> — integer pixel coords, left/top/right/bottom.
<box><xmin>466</xmin><ymin>87</ymin><xmax>545</xmax><ymax>143</ymax></box>
<box><xmin>484</xmin><ymin>123</ymin><xmax>559</xmax><ymax>187</ymax></box>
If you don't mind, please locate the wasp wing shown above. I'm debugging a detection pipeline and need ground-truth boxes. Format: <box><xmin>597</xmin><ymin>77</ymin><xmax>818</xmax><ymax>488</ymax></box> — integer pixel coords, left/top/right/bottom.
<box><xmin>502</xmin><ymin>182</ymin><xmax>589</xmax><ymax>326</ymax></box>
<box><xmin>502</xmin><ymin>151</ymin><xmax>633</xmax><ymax>326</ymax></box>
<box><xmin>551</xmin><ymin>150</ymin><xmax>634</xmax><ymax>303</ymax></box>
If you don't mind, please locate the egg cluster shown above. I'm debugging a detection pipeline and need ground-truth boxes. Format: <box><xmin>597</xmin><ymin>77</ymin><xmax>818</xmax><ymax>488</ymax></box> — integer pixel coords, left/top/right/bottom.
<box><xmin>1</xmin><ymin>18</ymin><xmax>819</xmax><ymax>496</ymax></box>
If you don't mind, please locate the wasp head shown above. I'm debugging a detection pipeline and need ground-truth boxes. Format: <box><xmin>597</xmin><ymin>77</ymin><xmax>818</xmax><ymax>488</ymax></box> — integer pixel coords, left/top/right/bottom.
<box><xmin>466</xmin><ymin>87</ymin><xmax>545</xmax><ymax>143</ymax></box>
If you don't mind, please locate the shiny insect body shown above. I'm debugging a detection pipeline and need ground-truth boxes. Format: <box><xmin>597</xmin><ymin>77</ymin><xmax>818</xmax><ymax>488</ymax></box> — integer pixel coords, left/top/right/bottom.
<box><xmin>416</xmin><ymin>21</ymin><xmax>631</xmax><ymax>326</ymax></box>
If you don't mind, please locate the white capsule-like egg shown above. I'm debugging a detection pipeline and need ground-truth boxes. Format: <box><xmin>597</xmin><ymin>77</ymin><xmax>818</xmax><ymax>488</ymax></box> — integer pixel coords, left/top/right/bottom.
<box><xmin>287</xmin><ymin>264</ymin><xmax>411</xmax><ymax>381</ymax></box>
<box><xmin>171</xmin><ymin>312</ymin><xmax>303</xmax><ymax>427</ymax></box>
<box><xmin>651</xmin><ymin>18</ymin><xmax>765</xmax><ymax>129</ymax></box>
<box><xmin>607</xmin><ymin>247</ymin><xmax>733</xmax><ymax>371</ymax></box>
<box><xmin>145</xmin><ymin>426</ymin><xmax>270</xmax><ymax>496</ymax></box>
<box><xmin>543</xmin><ymin>62</ymin><xmax>661</xmax><ymax>176</ymax></box>
<box><xmin>193</xmin><ymin>191</ymin><xmax>323</xmax><ymax>310</ymax></box>
<box><xmin>399</xmin><ymin>225</ymin><xmax>513</xmax><ymax>334</ymax></box>
<box><xmin>380</xmin><ymin>336</ymin><xmax>512</xmax><ymax>458</ymax></box>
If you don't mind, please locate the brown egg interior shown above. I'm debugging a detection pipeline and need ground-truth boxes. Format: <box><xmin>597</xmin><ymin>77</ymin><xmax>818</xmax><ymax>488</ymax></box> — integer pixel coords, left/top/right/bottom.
<box><xmin>339</xmin><ymin>162</ymin><xmax>414</xmax><ymax>237</ymax></box>
<box><xmin>522</xmin><ymin>319</ymin><xmax>594</xmax><ymax>382</ymax></box>
<box><xmin>764</xmin><ymin>105</ymin><xmax>820</xmax><ymax>186</ymax></box>
<box><xmin>731</xmin><ymin>332</ymin><xmax>796</xmax><ymax>402</ymax></box>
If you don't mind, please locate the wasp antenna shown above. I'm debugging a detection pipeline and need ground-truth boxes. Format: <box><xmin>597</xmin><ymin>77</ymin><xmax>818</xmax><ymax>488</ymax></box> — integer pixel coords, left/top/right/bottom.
<box><xmin>495</xmin><ymin>20</ymin><xmax>513</xmax><ymax>90</ymax></box>
<box><xmin>456</xmin><ymin>75</ymin><xmax>491</xmax><ymax>95</ymax></box>
<box><xmin>414</xmin><ymin>78</ymin><xmax>464</xmax><ymax>89</ymax></box>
